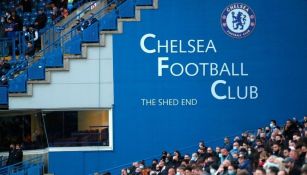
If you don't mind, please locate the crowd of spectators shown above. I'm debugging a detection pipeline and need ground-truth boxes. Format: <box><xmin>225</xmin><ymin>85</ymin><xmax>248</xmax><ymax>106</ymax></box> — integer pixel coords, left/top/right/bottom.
<box><xmin>117</xmin><ymin>117</ymin><xmax>307</xmax><ymax>175</ymax></box>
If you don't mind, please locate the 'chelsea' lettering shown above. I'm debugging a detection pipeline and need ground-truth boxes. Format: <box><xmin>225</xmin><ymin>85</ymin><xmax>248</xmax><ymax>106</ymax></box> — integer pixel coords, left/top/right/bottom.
<box><xmin>140</xmin><ymin>33</ymin><xmax>217</xmax><ymax>54</ymax></box>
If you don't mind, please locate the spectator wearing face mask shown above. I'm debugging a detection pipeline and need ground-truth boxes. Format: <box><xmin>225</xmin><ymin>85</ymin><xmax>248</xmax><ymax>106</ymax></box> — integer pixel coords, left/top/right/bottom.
<box><xmin>227</xmin><ymin>164</ymin><xmax>237</xmax><ymax>175</ymax></box>
<box><xmin>230</xmin><ymin>142</ymin><xmax>240</xmax><ymax>157</ymax></box>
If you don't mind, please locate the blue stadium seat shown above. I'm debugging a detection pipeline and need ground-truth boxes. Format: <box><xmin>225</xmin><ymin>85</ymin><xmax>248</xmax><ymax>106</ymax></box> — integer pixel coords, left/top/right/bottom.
<box><xmin>64</xmin><ymin>34</ymin><xmax>82</xmax><ymax>54</ymax></box>
<box><xmin>136</xmin><ymin>0</ymin><xmax>153</xmax><ymax>6</ymax></box>
<box><xmin>8</xmin><ymin>71</ymin><xmax>28</xmax><ymax>93</ymax></box>
<box><xmin>99</xmin><ymin>10</ymin><xmax>118</xmax><ymax>31</ymax></box>
<box><xmin>45</xmin><ymin>47</ymin><xmax>63</xmax><ymax>67</ymax></box>
<box><xmin>0</xmin><ymin>86</ymin><xmax>8</xmax><ymax>106</ymax></box>
<box><xmin>118</xmin><ymin>0</ymin><xmax>136</xmax><ymax>18</ymax></box>
<box><xmin>28</xmin><ymin>59</ymin><xmax>46</xmax><ymax>80</ymax></box>
<box><xmin>27</xmin><ymin>164</ymin><xmax>42</xmax><ymax>175</ymax></box>
<box><xmin>82</xmin><ymin>22</ymin><xmax>99</xmax><ymax>42</ymax></box>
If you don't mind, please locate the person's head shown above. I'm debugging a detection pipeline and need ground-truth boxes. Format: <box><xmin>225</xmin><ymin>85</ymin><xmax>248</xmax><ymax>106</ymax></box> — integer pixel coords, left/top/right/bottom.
<box><xmin>168</xmin><ymin>167</ymin><xmax>176</xmax><ymax>175</ymax></box>
<box><xmin>260</xmin><ymin>132</ymin><xmax>266</xmax><ymax>139</ymax></box>
<box><xmin>183</xmin><ymin>154</ymin><xmax>190</xmax><ymax>162</ymax></box>
<box><xmin>184</xmin><ymin>167</ymin><xmax>192</xmax><ymax>175</ymax></box>
<box><xmin>158</xmin><ymin>159</ymin><xmax>165</xmax><ymax>167</ymax></box>
<box><xmin>27</xmin><ymin>42</ymin><xmax>33</xmax><ymax>48</ymax></box>
<box><xmin>6</xmin><ymin>17</ymin><xmax>12</xmax><ymax>23</ymax></box>
<box><xmin>271</xmin><ymin>120</ymin><xmax>277</xmax><ymax>127</ymax></box>
<box><xmin>191</xmin><ymin>152</ymin><xmax>198</xmax><ymax>161</ymax></box>
<box><xmin>237</xmin><ymin>169</ymin><xmax>249</xmax><ymax>175</ymax></box>
<box><xmin>155</xmin><ymin>164</ymin><xmax>160</xmax><ymax>171</ymax></box>
<box><xmin>152</xmin><ymin>159</ymin><xmax>158</xmax><ymax>165</ymax></box>
<box><xmin>272</xmin><ymin>143</ymin><xmax>280</xmax><ymax>152</ymax></box>
<box><xmin>238</xmin><ymin>153</ymin><xmax>246</xmax><ymax>164</ymax></box>
<box><xmin>267</xmin><ymin>166</ymin><xmax>279</xmax><ymax>175</ymax></box>
<box><xmin>176</xmin><ymin>166</ymin><xmax>185</xmax><ymax>175</ymax></box>
<box><xmin>234</xmin><ymin>136</ymin><xmax>240</xmax><ymax>142</ymax></box>
<box><xmin>256</xmin><ymin>144</ymin><xmax>264</xmax><ymax>153</ymax></box>
<box><xmin>277</xmin><ymin>170</ymin><xmax>288</xmax><ymax>175</ymax></box>
<box><xmin>275</xmin><ymin>135</ymin><xmax>282</xmax><ymax>142</ymax></box>
<box><xmin>282</xmin><ymin>157</ymin><xmax>295</xmax><ymax>169</ymax></box>
<box><xmin>215</xmin><ymin>146</ymin><xmax>221</xmax><ymax>153</ymax></box>
<box><xmin>38</xmin><ymin>9</ymin><xmax>43</xmax><ymax>14</ymax></box>
<box><xmin>254</xmin><ymin>167</ymin><xmax>266</xmax><ymax>175</ymax></box>
<box><xmin>192</xmin><ymin>166</ymin><xmax>203</xmax><ymax>175</ymax></box>
<box><xmin>227</xmin><ymin>165</ymin><xmax>237</xmax><ymax>175</ymax></box>
<box><xmin>198</xmin><ymin>147</ymin><xmax>205</xmax><ymax>154</ymax></box>
<box><xmin>224</xmin><ymin>137</ymin><xmax>230</xmax><ymax>144</ymax></box>
<box><xmin>265</xmin><ymin>126</ymin><xmax>270</xmax><ymax>133</ymax></box>
<box><xmin>221</xmin><ymin>148</ymin><xmax>229</xmax><ymax>156</ymax></box>
<box><xmin>9</xmin><ymin>144</ymin><xmax>15</xmax><ymax>149</ymax></box>
<box><xmin>285</xmin><ymin>120</ymin><xmax>293</xmax><ymax>127</ymax></box>
<box><xmin>198</xmin><ymin>141</ymin><xmax>205</xmax><ymax>148</ymax></box>
<box><xmin>121</xmin><ymin>168</ymin><xmax>127</xmax><ymax>175</ymax></box>
<box><xmin>282</xmin><ymin>148</ymin><xmax>290</xmax><ymax>158</ymax></box>
<box><xmin>174</xmin><ymin>150</ymin><xmax>181</xmax><ymax>157</ymax></box>
<box><xmin>233</xmin><ymin>142</ymin><xmax>240</xmax><ymax>150</ymax></box>
<box><xmin>207</xmin><ymin>147</ymin><xmax>213</xmax><ymax>154</ymax></box>
<box><xmin>289</xmin><ymin>150</ymin><xmax>299</xmax><ymax>160</ymax></box>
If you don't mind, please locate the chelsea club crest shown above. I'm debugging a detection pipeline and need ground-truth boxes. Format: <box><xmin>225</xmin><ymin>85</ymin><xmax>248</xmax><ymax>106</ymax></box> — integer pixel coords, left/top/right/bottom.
<box><xmin>221</xmin><ymin>3</ymin><xmax>256</xmax><ymax>39</ymax></box>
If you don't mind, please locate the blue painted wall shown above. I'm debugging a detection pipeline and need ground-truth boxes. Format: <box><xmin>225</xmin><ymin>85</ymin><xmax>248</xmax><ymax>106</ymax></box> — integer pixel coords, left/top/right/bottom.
<box><xmin>49</xmin><ymin>0</ymin><xmax>307</xmax><ymax>174</ymax></box>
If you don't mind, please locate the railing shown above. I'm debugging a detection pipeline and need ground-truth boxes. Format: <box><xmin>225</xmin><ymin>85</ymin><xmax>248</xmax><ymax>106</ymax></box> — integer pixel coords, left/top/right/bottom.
<box><xmin>40</xmin><ymin>0</ymin><xmax>108</xmax><ymax>52</ymax></box>
<box><xmin>0</xmin><ymin>32</ymin><xmax>27</xmax><ymax>61</ymax></box>
<box><xmin>2</xmin><ymin>0</ymin><xmax>125</xmax><ymax>84</ymax></box>
<box><xmin>0</xmin><ymin>156</ymin><xmax>8</xmax><ymax>168</ymax></box>
<box><xmin>0</xmin><ymin>155</ymin><xmax>43</xmax><ymax>175</ymax></box>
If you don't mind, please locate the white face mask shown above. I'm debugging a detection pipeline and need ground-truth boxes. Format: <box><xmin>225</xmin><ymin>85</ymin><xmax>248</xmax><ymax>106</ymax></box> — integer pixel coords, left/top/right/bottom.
<box><xmin>270</xmin><ymin>123</ymin><xmax>274</xmax><ymax>128</ymax></box>
<box><xmin>210</xmin><ymin>168</ymin><xmax>216</xmax><ymax>174</ymax></box>
<box><xmin>228</xmin><ymin>170</ymin><xmax>235</xmax><ymax>175</ymax></box>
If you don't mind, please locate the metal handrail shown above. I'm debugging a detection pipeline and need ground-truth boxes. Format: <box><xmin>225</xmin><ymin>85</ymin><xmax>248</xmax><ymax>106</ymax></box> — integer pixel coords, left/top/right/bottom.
<box><xmin>3</xmin><ymin>0</ymin><xmax>121</xmax><ymax>82</ymax></box>
<box><xmin>0</xmin><ymin>155</ymin><xmax>43</xmax><ymax>175</ymax></box>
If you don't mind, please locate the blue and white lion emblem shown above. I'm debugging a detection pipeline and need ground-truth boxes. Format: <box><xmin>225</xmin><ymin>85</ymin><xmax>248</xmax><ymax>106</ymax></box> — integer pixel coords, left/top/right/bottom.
<box><xmin>221</xmin><ymin>3</ymin><xmax>256</xmax><ymax>39</ymax></box>
<box><xmin>231</xmin><ymin>11</ymin><xmax>246</xmax><ymax>30</ymax></box>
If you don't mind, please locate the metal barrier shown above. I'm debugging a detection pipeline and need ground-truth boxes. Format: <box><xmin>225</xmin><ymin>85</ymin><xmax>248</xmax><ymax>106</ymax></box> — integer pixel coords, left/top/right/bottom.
<box><xmin>0</xmin><ymin>156</ymin><xmax>43</xmax><ymax>175</ymax></box>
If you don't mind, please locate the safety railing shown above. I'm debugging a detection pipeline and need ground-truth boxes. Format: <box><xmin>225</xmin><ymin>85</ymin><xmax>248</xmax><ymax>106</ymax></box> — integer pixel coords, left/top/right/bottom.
<box><xmin>0</xmin><ymin>155</ymin><xmax>43</xmax><ymax>175</ymax></box>
<box><xmin>0</xmin><ymin>32</ymin><xmax>27</xmax><ymax>61</ymax></box>
<box><xmin>40</xmin><ymin>0</ymin><xmax>108</xmax><ymax>53</ymax></box>
<box><xmin>3</xmin><ymin>0</ymin><xmax>125</xmax><ymax>85</ymax></box>
<box><xmin>2</xmin><ymin>0</ymin><xmax>147</xmax><ymax>95</ymax></box>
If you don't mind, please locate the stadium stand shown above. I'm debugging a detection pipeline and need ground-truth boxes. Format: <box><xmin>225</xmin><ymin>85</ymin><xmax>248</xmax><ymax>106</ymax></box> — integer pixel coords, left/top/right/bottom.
<box><xmin>0</xmin><ymin>0</ymin><xmax>153</xmax><ymax>108</ymax></box>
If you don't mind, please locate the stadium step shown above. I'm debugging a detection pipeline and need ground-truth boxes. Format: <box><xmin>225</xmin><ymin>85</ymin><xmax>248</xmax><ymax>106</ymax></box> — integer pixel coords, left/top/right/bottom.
<box><xmin>6</xmin><ymin>0</ymin><xmax>159</xmax><ymax>100</ymax></box>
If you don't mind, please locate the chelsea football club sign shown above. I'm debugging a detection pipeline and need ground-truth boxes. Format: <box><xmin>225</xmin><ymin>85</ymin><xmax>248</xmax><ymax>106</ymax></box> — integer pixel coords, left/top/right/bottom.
<box><xmin>221</xmin><ymin>3</ymin><xmax>256</xmax><ymax>39</ymax></box>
